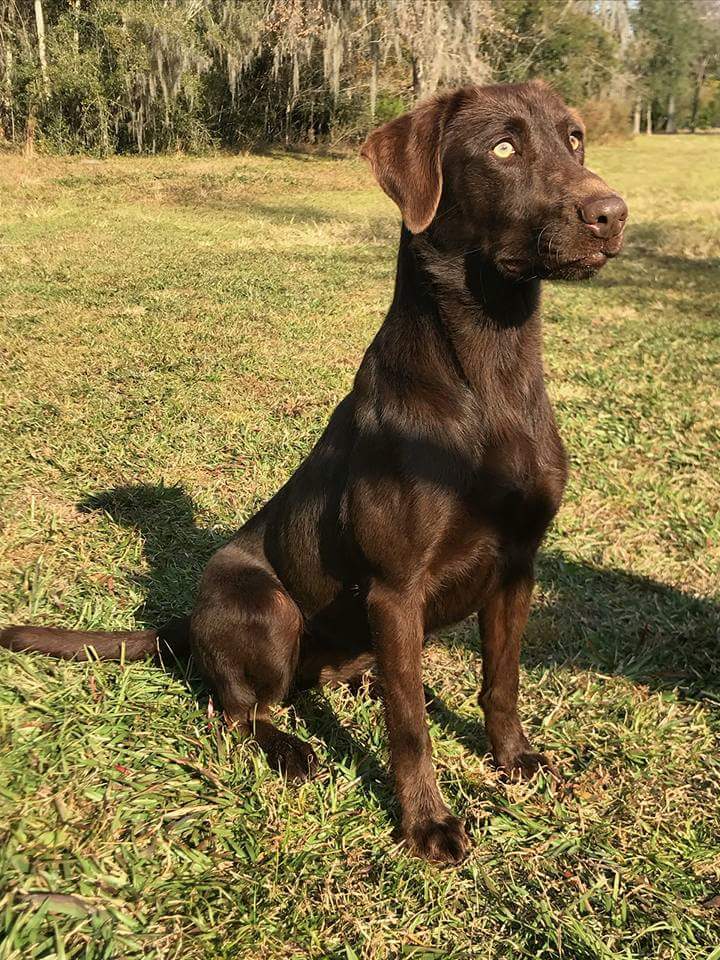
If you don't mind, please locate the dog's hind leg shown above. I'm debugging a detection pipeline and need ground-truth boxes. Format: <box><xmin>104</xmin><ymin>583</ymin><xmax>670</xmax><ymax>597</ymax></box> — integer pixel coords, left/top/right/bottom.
<box><xmin>190</xmin><ymin>543</ymin><xmax>317</xmax><ymax>780</ymax></box>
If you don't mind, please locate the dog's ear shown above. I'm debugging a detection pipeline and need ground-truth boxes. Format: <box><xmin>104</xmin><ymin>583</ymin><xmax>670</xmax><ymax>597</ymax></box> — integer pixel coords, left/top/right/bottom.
<box><xmin>361</xmin><ymin>94</ymin><xmax>453</xmax><ymax>235</ymax></box>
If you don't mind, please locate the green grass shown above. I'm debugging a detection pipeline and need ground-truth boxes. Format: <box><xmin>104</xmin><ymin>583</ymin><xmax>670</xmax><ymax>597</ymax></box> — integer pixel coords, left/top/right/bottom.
<box><xmin>0</xmin><ymin>135</ymin><xmax>718</xmax><ymax>959</ymax></box>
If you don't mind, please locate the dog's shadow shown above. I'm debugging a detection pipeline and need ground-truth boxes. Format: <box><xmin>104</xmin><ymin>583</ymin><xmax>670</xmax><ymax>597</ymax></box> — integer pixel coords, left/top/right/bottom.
<box><xmin>80</xmin><ymin>483</ymin><xmax>719</xmax><ymax>806</ymax></box>
<box><xmin>80</xmin><ymin>484</ymin><xmax>392</xmax><ymax>805</ymax></box>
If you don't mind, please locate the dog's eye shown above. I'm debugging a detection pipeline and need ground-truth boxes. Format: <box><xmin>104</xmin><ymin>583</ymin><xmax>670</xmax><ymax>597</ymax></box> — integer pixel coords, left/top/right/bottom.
<box><xmin>569</xmin><ymin>134</ymin><xmax>581</xmax><ymax>151</ymax></box>
<box><xmin>492</xmin><ymin>141</ymin><xmax>516</xmax><ymax>159</ymax></box>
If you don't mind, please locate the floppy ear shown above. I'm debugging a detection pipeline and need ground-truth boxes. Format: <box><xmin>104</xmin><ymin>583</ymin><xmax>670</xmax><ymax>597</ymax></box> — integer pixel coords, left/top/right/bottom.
<box><xmin>360</xmin><ymin>94</ymin><xmax>452</xmax><ymax>235</ymax></box>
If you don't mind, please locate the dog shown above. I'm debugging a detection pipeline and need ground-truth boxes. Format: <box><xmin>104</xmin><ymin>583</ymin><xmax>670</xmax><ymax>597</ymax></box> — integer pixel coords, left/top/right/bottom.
<box><xmin>1</xmin><ymin>82</ymin><xmax>627</xmax><ymax>864</ymax></box>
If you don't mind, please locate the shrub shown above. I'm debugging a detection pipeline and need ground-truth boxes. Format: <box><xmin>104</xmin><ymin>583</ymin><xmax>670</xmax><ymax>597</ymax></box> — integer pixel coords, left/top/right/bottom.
<box><xmin>581</xmin><ymin>97</ymin><xmax>633</xmax><ymax>142</ymax></box>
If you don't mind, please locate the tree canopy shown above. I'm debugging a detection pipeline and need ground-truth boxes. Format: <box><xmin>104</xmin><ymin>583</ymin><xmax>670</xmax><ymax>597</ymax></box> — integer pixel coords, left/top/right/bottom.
<box><xmin>1</xmin><ymin>0</ymin><xmax>718</xmax><ymax>154</ymax></box>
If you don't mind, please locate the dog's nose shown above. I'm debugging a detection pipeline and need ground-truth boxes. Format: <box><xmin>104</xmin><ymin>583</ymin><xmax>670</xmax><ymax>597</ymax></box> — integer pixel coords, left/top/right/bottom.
<box><xmin>579</xmin><ymin>194</ymin><xmax>628</xmax><ymax>239</ymax></box>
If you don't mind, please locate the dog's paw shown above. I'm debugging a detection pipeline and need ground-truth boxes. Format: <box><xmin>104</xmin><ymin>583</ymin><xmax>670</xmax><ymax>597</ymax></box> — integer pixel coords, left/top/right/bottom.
<box><xmin>404</xmin><ymin>812</ymin><xmax>471</xmax><ymax>865</ymax></box>
<box><xmin>497</xmin><ymin>750</ymin><xmax>555</xmax><ymax>781</ymax></box>
<box><xmin>266</xmin><ymin>733</ymin><xmax>318</xmax><ymax>781</ymax></box>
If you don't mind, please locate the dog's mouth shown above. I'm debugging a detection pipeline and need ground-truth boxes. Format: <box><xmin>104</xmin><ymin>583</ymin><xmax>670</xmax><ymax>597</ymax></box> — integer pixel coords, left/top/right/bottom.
<box><xmin>511</xmin><ymin>218</ymin><xmax>627</xmax><ymax>281</ymax></box>
<box><xmin>536</xmin><ymin>232</ymin><xmax>625</xmax><ymax>281</ymax></box>
<box><xmin>556</xmin><ymin>248</ymin><xmax>610</xmax><ymax>272</ymax></box>
<box><xmin>499</xmin><ymin>252</ymin><xmax>611</xmax><ymax>281</ymax></box>
<box><xmin>492</xmin><ymin>229</ymin><xmax>625</xmax><ymax>283</ymax></box>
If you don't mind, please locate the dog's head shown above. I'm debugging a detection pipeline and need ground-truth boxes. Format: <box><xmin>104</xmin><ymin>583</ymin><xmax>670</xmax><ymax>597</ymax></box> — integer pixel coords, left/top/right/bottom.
<box><xmin>361</xmin><ymin>82</ymin><xmax>627</xmax><ymax>281</ymax></box>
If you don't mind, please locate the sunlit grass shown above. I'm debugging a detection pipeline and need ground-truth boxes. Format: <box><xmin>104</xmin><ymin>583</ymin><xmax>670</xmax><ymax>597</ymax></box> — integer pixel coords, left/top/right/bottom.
<box><xmin>0</xmin><ymin>136</ymin><xmax>718</xmax><ymax>959</ymax></box>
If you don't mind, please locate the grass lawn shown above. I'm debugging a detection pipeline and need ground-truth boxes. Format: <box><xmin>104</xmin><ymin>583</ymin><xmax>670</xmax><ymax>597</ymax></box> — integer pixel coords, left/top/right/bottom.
<box><xmin>0</xmin><ymin>134</ymin><xmax>718</xmax><ymax>960</ymax></box>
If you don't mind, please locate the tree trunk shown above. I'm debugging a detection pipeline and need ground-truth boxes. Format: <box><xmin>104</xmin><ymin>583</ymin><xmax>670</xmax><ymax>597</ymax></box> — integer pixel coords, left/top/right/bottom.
<box><xmin>369</xmin><ymin>47</ymin><xmax>378</xmax><ymax>121</ymax></box>
<box><xmin>411</xmin><ymin>56</ymin><xmax>425</xmax><ymax>102</ymax></box>
<box><xmin>1</xmin><ymin>39</ymin><xmax>15</xmax><ymax>143</ymax></box>
<box><xmin>72</xmin><ymin>0</ymin><xmax>80</xmax><ymax>60</ymax></box>
<box><xmin>368</xmin><ymin>20</ymin><xmax>379</xmax><ymax>122</ymax></box>
<box><xmin>99</xmin><ymin>97</ymin><xmax>109</xmax><ymax>156</ymax></box>
<box><xmin>24</xmin><ymin>112</ymin><xmax>36</xmax><ymax>157</ymax></box>
<box><xmin>34</xmin><ymin>0</ymin><xmax>49</xmax><ymax>98</ymax></box>
<box><xmin>633</xmin><ymin>98</ymin><xmax>641</xmax><ymax>136</ymax></box>
<box><xmin>646</xmin><ymin>102</ymin><xmax>652</xmax><ymax>135</ymax></box>
<box><xmin>689</xmin><ymin>58</ymin><xmax>707</xmax><ymax>133</ymax></box>
<box><xmin>666</xmin><ymin>92</ymin><xmax>676</xmax><ymax>133</ymax></box>
<box><xmin>308</xmin><ymin>98</ymin><xmax>315</xmax><ymax>144</ymax></box>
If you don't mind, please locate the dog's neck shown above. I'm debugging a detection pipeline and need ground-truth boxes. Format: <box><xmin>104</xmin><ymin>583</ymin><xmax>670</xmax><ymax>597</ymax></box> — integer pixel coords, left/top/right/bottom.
<box><xmin>383</xmin><ymin>226</ymin><xmax>543</xmax><ymax>392</ymax></box>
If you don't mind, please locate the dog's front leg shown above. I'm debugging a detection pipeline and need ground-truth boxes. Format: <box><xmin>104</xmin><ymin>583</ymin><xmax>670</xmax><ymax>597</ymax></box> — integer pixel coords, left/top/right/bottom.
<box><xmin>478</xmin><ymin>576</ymin><xmax>551</xmax><ymax>778</ymax></box>
<box><xmin>368</xmin><ymin>584</ymin><xmax>470</xmax><ymax>864</ymax></box>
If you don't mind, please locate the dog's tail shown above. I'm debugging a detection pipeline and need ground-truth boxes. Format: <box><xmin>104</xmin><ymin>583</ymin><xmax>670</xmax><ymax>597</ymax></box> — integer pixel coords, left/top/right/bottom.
<box><xmin>0</xmin><ymin>617</ymin><xmax>190</xmax><ymax>662</ymax></box>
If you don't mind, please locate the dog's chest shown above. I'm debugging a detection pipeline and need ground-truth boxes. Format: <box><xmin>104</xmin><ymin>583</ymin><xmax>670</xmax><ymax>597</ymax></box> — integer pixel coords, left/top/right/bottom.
<box><xmin>423</xmin><ymin>425</ymin><xmax>566</xmax><ymax>614</ymax></box>
<box><xmin>416</xmin><ymin>438</ymin><xmax>565</xmax><ymax>632</ymax></box>
<box><xmin>472</xmin><ymin>428</ymin><xmax>564</xmax><ymax>534</ymax></box>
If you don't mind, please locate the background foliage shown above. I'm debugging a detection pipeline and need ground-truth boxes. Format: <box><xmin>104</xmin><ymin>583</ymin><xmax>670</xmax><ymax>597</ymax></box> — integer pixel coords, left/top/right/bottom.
<box><xmin>1</xmin><ymin>0</ymin><xmax>719</xmax><ymax>155</ymax></box>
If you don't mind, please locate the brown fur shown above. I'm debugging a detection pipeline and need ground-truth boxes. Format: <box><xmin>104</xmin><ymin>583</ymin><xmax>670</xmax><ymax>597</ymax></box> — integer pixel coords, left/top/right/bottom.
<box><xmin>1</xmin><ymin>82</ymin><xmax>627</xmax><ymax>864</ymax></box>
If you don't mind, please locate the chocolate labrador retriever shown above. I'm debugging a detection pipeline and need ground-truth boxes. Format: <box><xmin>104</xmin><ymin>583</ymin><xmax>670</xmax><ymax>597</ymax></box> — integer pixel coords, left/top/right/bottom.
<box><xmin>1</xmin><ymin>81</ymin><xmax>627</xmax><ymax>864</ymax></box>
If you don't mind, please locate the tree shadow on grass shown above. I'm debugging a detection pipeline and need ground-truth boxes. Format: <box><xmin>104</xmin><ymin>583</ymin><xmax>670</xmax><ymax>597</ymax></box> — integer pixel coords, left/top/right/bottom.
<box><xmin>532</xmin><ymin>551</ymin><xmax>719</xmax><ymax>699</ymax></box>
<box><xmin>79</xmin><ymin>482</ymin><xmax>719</xmax><ymax>795</ymax></box>
<box><xmin>161</xmin><ymin>187</ymin><xmax>362</xmax><ymax>223</ymax></box>
<box><xmin>438</xmin><ymin>548</ymin><xmax>719</xmax><ymax>702</ymax></box>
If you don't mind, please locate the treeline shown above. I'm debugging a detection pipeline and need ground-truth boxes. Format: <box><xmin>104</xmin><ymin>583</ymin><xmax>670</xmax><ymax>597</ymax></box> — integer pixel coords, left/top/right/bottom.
<box><xmin>1</xmin><ymin>0</ymin><xmax>719</xmax><ymax>155</ymax></box>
